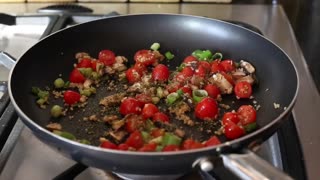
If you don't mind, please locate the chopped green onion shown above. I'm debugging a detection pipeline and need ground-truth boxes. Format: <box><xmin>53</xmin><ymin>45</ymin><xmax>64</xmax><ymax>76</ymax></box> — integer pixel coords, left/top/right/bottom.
<box><xmin>89</xmin><ymin>87</ymin><xmax>96</xmax><ymax>94</ymax></box>
<box><xmin>212</xmin><ymin>52</ymin><xmax>223</xmax><ymax>60</ymax></box>
<box><xmin>176</xmin><ymin>89</ymin><xmax>184</xmax><ymax>96</ymax></box>
<box><xmin>192</xmin><ymin>49</ymin><xmax>203</xmax><ymax>58</ymax></box>
<box><xmin>156</xmin><ymin>145</ymin><xmax>164</xmax><ymax>152</ymax></box>
<box><xmin>244</xmin><ymin>122</ymin><xmax>257</xmax><ymax>133</ymax></box>
<box><xmin>150</xmin><ymin>136</ymin><xmax>163</xmax><ymax>144</ymax></box>
<box><xmin>91</xmin><ymin>72</ymin><xmax>99</xmax><ymax>80</ymax></box>
<box><xmin>38</xmin><ymin>90</ymin><xmax>49</xmax><ymax>99</ymax></box>
<box><xmin>198</xmin><ymin>50</ymin><xmax>213</xmax><ymax>61</ymax></box>
<box><xmin>141</xmin><ymin>131</ymin><xmax>150</xmax><ymax>143</ymax></box>
<box><xmin>36</xmin><ymin>98</ymin><xmax>46</xmax><ymax>106</ymax></box>
<box><xmin>31</xmin><ymin>87</ymin><xmax>40</xmax><ymax>95</ymax></box>
<box><xmin>79</xmin><ymin>139</ymin><xmax>90</xmax><ymax>145</ymax></box>
<box><xmin>177</xmin><ymin>63</ymin><xmax>186</xmax><ymax>72</ymax></box>
<box><xmin>193</xmin><ymin>89</ymin><xmax>208</xmax><ymax>103</ymax></box>
<box><xmin>53</xmin><ymin>130</ymin><xmax>76</xmax><ymax>140</ymax></box>
<box><xmin>156</xmin><ymin>87</ymin><xmax>164</xmax><ymax>98</ymax></box>
<box><xmin>150</xmin><ymin>42</ymin><xmax>160</xmax><ymax>51</ymax></box>
<box><xmin>162</xmin><ymin>133</ymin><xmax>182</xmax><ymax>146</ymax></box>
<box><xmin>54</xmin><ymin>78</ymin><xmax>65</xmax><ymax>89</ymax></box>
<box><xmin>80</xmin><ymin>89</ymin><xmax>92</xmax><ymax>97</ymax></box>
<box><xmin>145</xmin><ymin>119</ymin><xmax>156</xmax><ymax>132</ymax></box>
<box><xmin>166</xmin><ymin>92</ymin><xmax>180</xmax><ymax>105</ymax></box>
<box><xmin>64</xmin><ymin>81</ymin><xmax>70</xmax><ymax>88</ymax></box>
<box><xmin>78</xmin><ymin>68</ymin><xmax>93</xmax><ymax>77</ymax></box>
<box><xmin>165</xmin><ymin>51</ymin><xmax>175</xmax><ymax>60</ymax></box>
<box><xmin>50</xmin><ymin>105</ymin><xmax>63</xmax><ymax>118</ymax></box>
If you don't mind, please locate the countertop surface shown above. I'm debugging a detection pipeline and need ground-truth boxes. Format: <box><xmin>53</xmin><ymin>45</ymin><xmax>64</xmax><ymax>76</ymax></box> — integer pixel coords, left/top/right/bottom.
<box><xmin>0</xmin><ymin>3</ymin><xmax>319</xmax><ymax>180</ymax></box>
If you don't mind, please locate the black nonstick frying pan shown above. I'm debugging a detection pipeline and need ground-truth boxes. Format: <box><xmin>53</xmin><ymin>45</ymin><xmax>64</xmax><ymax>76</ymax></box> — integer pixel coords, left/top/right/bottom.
<box><xmin>5</xmin><ymin>14</ymin><xmax>298</xmax><ymax>179</ymax></box>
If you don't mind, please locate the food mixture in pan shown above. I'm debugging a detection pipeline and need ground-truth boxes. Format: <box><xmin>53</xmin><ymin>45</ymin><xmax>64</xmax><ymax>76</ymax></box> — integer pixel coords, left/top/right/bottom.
<box><xmin>32</xmin><ymin>43</ymin><xmax>259</xmax><ymax>152</ymax></box>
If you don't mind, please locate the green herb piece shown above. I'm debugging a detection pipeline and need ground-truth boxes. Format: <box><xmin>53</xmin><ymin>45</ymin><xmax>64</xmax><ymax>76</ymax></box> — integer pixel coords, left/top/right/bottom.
<box><xmin>64</xmin><ymin>81</ymin><xmax>70</xmax><ymax>88</ymax></box>
<box><xmin>80</xmin><ymin>89</ymin><xmax>92</xmax><ymax>97</ymax></box>
<box><xmin>36</xmin><ymin>98</ymin><xmax>46</xmax><ymax>106</ymax></box>
<box><xmin>79</xmin><ymin>139</ymin><xmax>91</xmax><ymax>145</ymax></box>
<box><xmin>156</xmin><ymin>145</ymin><xmax>164</xmax><ymax>152</ymax></box>
<box><xmin>31</xmin><ymin>87</ymin><xmax>40</xmax><ymax>95</ymax></box>
<box><xmin>177</xmin><ymin>63</ymin><xmax>186</xmax><ymax>72</ymax></box>
<box><xmin>192</xmin><ymin>89</ymin><xmax>208</xmax><ymax>103</ymax></box>
<box><xmin>50</xmin><ymin>105</ymin><xmax>63</xmax><ymax>118</ymax></box>
<box><xmin>244</xmin><ymin>122</ymin><xmax>257</xmax><ymax>133</ymax></box>
<box><xmin>78</xmin><ymin>68</ymin><xmax>93</xmax><ymax>77</ymax></box>
<box><xmin>165</xmin><ymin>51</ymin><xmax>175</xmax><ymax>60</ymax></box>
<box><xmin>141</xmin><ymin>131</ymin><xmax>150</xmax><ymax>143</ymax></box>
<box><xmin>53</xmin><ymin>130</ymin><xmax>76</xmax><ymax>140</ymax></box>
<box><xmin>192</xmin><ymin>49</ymin><xmax>203</xmax><ymax>58</ymax></box>
<box><xmin>145</xmin><ymin>120</ymin><xmax>156</xmax><ymax>132</ymax></box>
<box><xmin>166</xmin><ymin>92</ymin><xmax>181</xmax><ymax>105</ymax></box>
<box><xmin>54</xmin><ymin>78</ymin><xmax>65</xmax><ymax>89</ymax></box>
<box><xmin>162</xmin><ymin>133</ymin><xmax>182</xmax><ymax>146</ymax></box>
<box><xmin>212</xmin><ymin>52</ymin><xmax>223</xmax><ymax>60</ymax></box>
<box><xmin>91</xmin><ymin>72</ymin><xmax>99</xmax><ymax>80</ymax></box>
<box><xmin>198</xmin><ymin>50</ymin><xmax>213</xmax><ymax>61</ymax></box>
<box><xmin>150</xmin><ymin>42</ymin><xmax>160</xmax><ymax>51</ymax></box>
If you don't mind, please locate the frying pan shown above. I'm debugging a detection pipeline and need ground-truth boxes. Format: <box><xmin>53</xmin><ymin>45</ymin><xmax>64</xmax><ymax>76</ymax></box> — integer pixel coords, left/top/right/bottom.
<box><xmin>5</xmin><ymin>14</ymin><xmax>298</xmax><ymax>179</ymax></box>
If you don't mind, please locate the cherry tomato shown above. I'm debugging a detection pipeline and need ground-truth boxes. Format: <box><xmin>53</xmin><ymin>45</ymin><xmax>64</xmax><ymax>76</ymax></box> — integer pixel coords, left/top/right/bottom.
<box><xmin>166</xmin><ymin>81</ymin><xmax>182</xmax><ymax>93</ymax></box>
<box><xmin>234</xmin><ymin>81</ymin><xmax>252</xmax><ymax>98</ymax></box>
<box><xmin>77</xmin><ymin>58</ymin><xmax>92</xmax><ymax>68</ymax></box>
<box><xmin>134</xmin><ymin>50</ymin><xmax>157</xmax><ymax>66</ymax></box>
<box><xmin>152</xmin><ymin>112</ymin><xmax>169</xmax><ymax>123</ymax></box>
<box><xmin>224</xmin><ymin>121</ymin><xmax>245</xmax><ymax>139</ymax></box>
<box><xmin>98</xmin><ymin>49</ymin><xmax>115</xmax><ymax>66</ymax></box>
<box><xmin>162</xmin><ymin>145</ymin><xmax>180</xmax><ymax>152</ymax></box>
<box><xmin>211</xmin><ymin>60</ymin><xmax>224</xmax><ymax>73</ymax></box>
<box><xmin>142</xmin><ymin>103</ymin><xmax>159</xmax><ymax>119</ymax></box>
<box><xmin>182</xmin><ymin>139</ymin><xmax>205</xmax><ymax>150</ymax></box>
<box><xmin>119</xmin><ymin>98</ymin><xmax>142</xmax><ymax>116</ymax></box>
<box><xmin>180</xmin><ymin>86</ymin><xmax>192</xmax><ymax>97</ymax></box>
<box><xmin>194</xmin><ymin>65</ymin><xmax>206</xmax><ymax>77</ymax></box>
<box><xmin>126</xmin><ymin>67</ymin><xmax>142</xmax><ymax>84</ymax></box>
<box><xmin>222</xmin><ymin>112</ymin><xmax>240</xmax><ymax>125</ymax></box>
<box><xmin>91</xmin><ymin>60</ymin><xmax>97</xmax><ymax>71</ymax></box>
<box><xmin>125</xmin><ymin>114</ymin><xmax>144</xmax><ymax>133</ymax></box>
<box><xmin>69</xmin><ymin>68</ymin><xmax>85</xmax><ymax>83</ymax></box>
<box><xmin>63</xmin><ymin>90</ymin><xmax>81</xmax><ymax>105</ymax></box>
<box><xmin>151</xmin><ymin>128</ymin><xmax>165</xmax><ymax>138</ymax></box>
<box><xmin>183</xmin><ymin>55</ymin><xmax>198</xmax><ymax>64</ymax></box>
<box><xmin>199</xmin><ymin>61</ymin><xmax>211</xmax><ymax>73</ymax></box>
<box><xmin>134</xmin><ymin>63</ymin><xmax>147</xmax><ymax>75</ymax></box>
<box><xmin>204</xmin><ymin>136</ymin><xmax>221</xmax><ymax>147</ymax></box>
<box><xmin>204</xmin><ymin>84</ymin><xmax>221</xmax><ymax>99</ymax></box>
<box><xmin>220</xmin><ymin>72</ymin><xmax>234</xmax><ymax>85</ymax></box>
<box><xmin>100</xmin><ymin>140</ymin><xmax>118</xmax><ymax>150</ymax></box>
<box><xmin>174</xmin><ymin>73</ymin><xmax>187</xmax><ymax>83</ymax></box>
<box><xmin>138</xmin><ymin>143</ymin><xmax>157</xmax><ymax>152</ymax></box>
<box><xmin>181</xmin><ymin>66</ymin><xmax>194</xmax><ymax>78</ymax></box>
<box><xmin>237</xmin><ymin>105</ymin><xmax>257</xmax><ymax>125</ymax></box>
<box><xmin>125</xmin><ymin>131</ymin><xmax>144</xmax><ymax>149</ymax></box>
<box><xmin>118</xmin><ymin>143</ymin><xmax>129</xmax><ymax>151</ymax></box>
<box><xmin>195</xmin><ymin>97</ymin><xmax>218</xmax><ymax>121</ymax></box>
<box><xmin>152</xmin><ymin>64</ymin><xmax>170</xmax><ymax>82</ymax></box>
<box><xmin>220</xmin><ymin>60</ymin><xmax>236</xmax><ymax>72</ymax></box>
<box><xmin>135</xmin><ymin>93</ymin><xmax>152</xmax><ymax>107</ymax></box>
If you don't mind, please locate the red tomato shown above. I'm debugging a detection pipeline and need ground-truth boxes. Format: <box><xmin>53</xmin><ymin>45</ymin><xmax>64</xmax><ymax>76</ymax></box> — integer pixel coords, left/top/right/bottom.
<box><xmin>69</xmin><ymin>68</ymin><xmax>85</xmax><ymax>83</ymax></box>
<box><xmin>224</xmin><ymin>121</ymin><xmax>245</xmax><ymax>139</ymax></box>
<box><xmin>194</xmin><ymin>65</ymin><xmax>206</xmax><ymax>77</ymax></box>
<box><xmin>204</xmin><ymin>84</ymin><xmax>221</xmax><ymax>99</ymax></box>
<box><xmin>125</xmin><ymin>131</ymin><xmax>144</xmax><ymax>149</ymax></box>
<box><xmin>174</xmin><ymin>73</ymin><xmax>187</xmax><ymax>83</ymax></box>
<box><xmin>234</xmin><ymin>81</ymin><xmax>252</xmax><ymax>99</ymax></box>
<box><xmin>125</xmin><ymin>114</ymin><xmax>144</xmax><ymax>133</ymax></box>
<box><xmin>220</xmin><ymin>60</ymin><xmax>236</xmax><ymax>72</ymax></box>
<box><xmin>91</xmin><ymin>60</ymin><xmax>97</xmax><ymax>71</ymax></box>
<box><xmin>134</xmin><ymin>63</ymin><xmax>147</xmax><ymax>75</ymax></box>
<box><xmin>162</xmin><ymin>145</ymin><xmax>180</xmax><ymax>152</ymax></box>
<box><xmin>134</xmin><ymin>50</ymin><xmax>157</xmax><ymax>66</ymax></box>
<box><xmin>199</xmin><ymin>61</ymin><xmax>211</xmax><ymax>73</ymax></box>
<box><xmin>135</xmin><ymin>94</ymin><xmax>152</xmax><ymax>107</ymax></box>
<box><xmin>222</xmin><ymin>112</ymin><xmax>240</xmax><ymax>125</ymax></box>
<box><xmin>181</xmin><ymin>66</ymin><xmax>194</xmax><ymax>78</ymax></box>
<box><xmin>180</xmin><ymin>86</ymin><xmax>192</xmax><ymax>97</ymax></box>
<box><xmin>204</xmin><ymin>136</ymin><xmax>221</xmax><ymax>147</ymax></box>
<box><xmin>98</xmin><ymin>49</ymin><xmax>115</xmax><ymax>66</ymax></box>
<box><xmin>195</xmin><ymin>97</ymin><xmax>218</xmax><ymax>121</ymax></box>
<box><xmin>152</xmin><ymin>64</ymin><xmax>170</xmax><ymax>82</ymax></box>
<box><xmin>77</xmin><ymin>58</ymin><xmax>92</xmax><ymax>68</ymax></box>
<box><xmin>211</xmin><ymin>60</ymin><xmax>224</xmax><ymax>73</ymax></box>
<box><xmin>100</xmin><ymin>140</ymin><xmax>118</xmax><ymax>150</ymax></box>
<box><xmin>182</xmin><ymin>139</ymin><xmax>205</xmax><ymax>150</ymax></box>
<box><xmin>166</xmin><ymin>81</ymin><xmax>182</xmax><ymax>93</ymax></box>
<box><xmin>152</xmin><ymin>112</ymin><xmax>170</xmax><ymax>123</ymax></box>
<box><xmin>138</xmin><ymin>143</ymin><xmax>157</xmax><ymax>152</ymax></box>
<box><xmin>237</xmin><ymin>105</ymin><xmax>257</xmax><ymax>125</ymax></box>
<box><xmin>151</xmin><ymin>128</ymin><xmax>165</xmax><ymax>138</ymax></box>
<box><xmin>142</xmin><ymin>103</ymin><xmax>159</xmax><ymax>119</ymax></box>
<box><xmin>119</xmin><ymin>98</ymin><xmax>142</xmax><ymax>116</ymax></box>
<box><xmin>220</xmin><ymin>72</ymin><xmax>234</xmax><ymax>85</ymax></box>
<box><xmin>183</xmin><ymin>55</ymin><xmax>198</xmax><ymax>64</ymax></box>
<box><xmin>118</xmin><ymin>143</ymin><xmax>129</xmax><ymax>151</ymax></box>
<box><xmin>126</xmin><ymin>67</ymin><xmax>142</xmax><ymax>84</ymax></box>
<box><xmin>63</xmin><ymin>90</ymin><xmax>81</xmax><ymax>105</ymax></box>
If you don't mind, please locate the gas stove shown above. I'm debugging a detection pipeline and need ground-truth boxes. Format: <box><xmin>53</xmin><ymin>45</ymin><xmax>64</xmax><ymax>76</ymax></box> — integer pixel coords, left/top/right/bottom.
<box><xmin>0</xmin><ymin>4</ymin><xmax>318</xmax><ymax>180</ymax></box>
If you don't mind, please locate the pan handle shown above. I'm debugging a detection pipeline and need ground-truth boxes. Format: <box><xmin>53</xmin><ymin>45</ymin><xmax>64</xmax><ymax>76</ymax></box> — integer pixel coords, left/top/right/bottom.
<box><xmin>196</xmin><ymin>150</ymin><xmax>293</xmax><ymax>180</ymax></box>
<box><xmin>0</xmin><ymin>51</ymin><xmax>16</xmax><ymax>69</ymax></box>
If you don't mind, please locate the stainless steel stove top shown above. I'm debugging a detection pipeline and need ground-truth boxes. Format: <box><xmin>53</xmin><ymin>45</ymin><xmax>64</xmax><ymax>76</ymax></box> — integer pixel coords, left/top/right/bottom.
<box><xmin>0</xmin><ymin>4</ymin><xmax>319</xmax><ymax>180</ymax></box>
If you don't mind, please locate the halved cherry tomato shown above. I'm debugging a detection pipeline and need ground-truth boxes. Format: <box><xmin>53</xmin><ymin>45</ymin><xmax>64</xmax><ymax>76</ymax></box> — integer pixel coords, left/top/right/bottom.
<box><xmin>211</xmin><ymin>60</ymin><xmax>224</xmax><ymax>73</ymax></box>
<box><xmin>163</xmin><ymin>144</ymin><xmax>180</xmax><ymax>152</ymax></box>
<box><xmin>63</xmin><ymin>90</ymin><xmax>81</xmax><ymax>105</ymax></box>
<box><xmin>180</xmin><ymin>86</ymin><xmax>192</xmax><ymax>97</ymax></box>
<box><xmin>194</xmin><ymin>65</ymin><xmax>206</xmax><ymax>77</ymax></box>
<box><xmin>166</xmin><ymin>81</ymin><xmax>182</xmax><ymax>93</ymax></box>
<box><xmin>134</xmin><ymin>63</ymin><xmax>147</xmax><ymax>75</ymax></box>
<box><xmin>138</xmin><ymin>143</ymin><xmax>157</xmax><ymax>152</ymax></box>
<box><xmin>220</xmin><ymin>60</ymin><xmax>236</xmax><ymax>72</ymax></box>
<box><xmin>204</xmin><ymin>84</ymin><xmax>221</xmax><ymax>99</ymax></box>
<box><xmin>77</xmin><ymin>58</ymin><xmax>92</xmax><ymax>68</ymax></box>
<box><xmin>183</xmin><ymin>55</ymin><xmax>198</xmax><ymax>64</ymax></box>
<box><xmin>142</xmin><ymin>103</ymin><xmax>159</xmax><ymax>119</ymax></box>
<box><xmin>69</xmin><ymin>68</ymin><xmax>85</xmax><ymax>83</ymax></box>
<box><xmin>125</xmin><ymin>131</ymin><xmax>144</xmax><ymax>149</ymax></box>
<box><xmin>125</xmin><ymin>114</ymin><xmax>144</xmax><ymax>133</ymax></box>
<box><xmin>220</xmin><ymin>72</ymin><xmax>234</xmax><ymax>85</ymax></box>
<box><xmin>118</xmin><ymin>143</ymin><xmax>129</xmax><ymax>151</ymax></box>
<box><xmin>100</xmin><ymin>140</ymin><xmax>118</xmax><ymax>150</ymax></box>
<box><xmin>222</xmin><ymin>112</ymin><xmax>240</xmax><ymax>125</ymax></box>
<box><xmin>237</xmin><ymin>105</ymin><xmax>257</xmax><ymax>125</ymax></box>
<box><xmin>234</xmin><ymin>81</ymin><xmax>252</xmax><ymax>98</ymax></box>
<box><xmin>199</xmin><ymin>61</ymin><xmax>211</xmax><ymax>73</ymax></box>
<box><xmin>195</xmin><ymin>97</ymin><xmax>218</xmax><ymax>121</ymax></box>
<box><xmin>152</xmin><ymin>112</ymin><xmax>169</xmax><ymax>123</ymax></box>
<box><xmin>91</xmin><ymin>60</ymin><xmax>97</xmax><ymax>71</ymax></box>
<box><xmin>151</xmin><ymin>128</ymin><xmax>165</xmax><ymax>138</ymax></box>
<box><xmin>135</xmin><ymin>94</ymin><xmax>152</xmax><ymax>107</ymax></box>
<box><xmin>181</xmin><ymin>66</ymin><xmax>194</xmax><ymax>78</ymax></box>
<box><xmin>119</xmin><ymin>98</ymin><xmax>142</xmax><ymax>116</ymax></box>
<box><xmin>224</xmin><ymin>121</ymin><xmax>245</xmax><ymax>139</ymax></box>
<box><xmin>182</xmin><ymin>139</ymin><xmax>205</xmax><ymax>150</ymax></box>
<box><xmin>152</xmin><ymin>64</ymin><xmax>170</xmax><ymax>82</ymax></box>
<box><xmin>126</xmin><ymin>67</ymin><xmax>142</xmax><ymax>84</ymax></box>
<box><xmin>134</xmin><ymin>50</ymin><xmax>157</xmax><ymax>66</ymax></box>
<box><xmin>98</xmin><ymin>49</ymin><xmax>115</xmax><ymax>66</ymax></box>
<box><xmin>204</xmin><ymin>136</ymin><xmax>221</xmax><ymax>146</ymax></box>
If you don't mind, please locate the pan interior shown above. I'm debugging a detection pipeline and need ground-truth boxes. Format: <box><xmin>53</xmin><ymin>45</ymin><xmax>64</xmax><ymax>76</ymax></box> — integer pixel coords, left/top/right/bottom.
<box><xmin>10</xmin><ymin>14</ymin><xmax>297</xmax><ymax>144</ymax></box>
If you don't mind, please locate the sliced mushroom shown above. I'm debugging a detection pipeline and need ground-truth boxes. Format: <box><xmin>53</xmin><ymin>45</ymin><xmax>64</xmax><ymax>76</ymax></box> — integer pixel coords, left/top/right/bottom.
<box><xmin>111</xmin><ymin>119</ymin><xmax>125</xmax><ymax>131</ymax></box>
<box><xmin>99</xmin><ymin>93</ymin><xmax>126</xmax><ymax>107</ymax></box>
<box><xmin>46</xmin><ymin>123</ymin><xmax>62</xmax><ymax>131</ymax></box>
<box><xmin>209</xmin><ymin>73</ymin><xmax>233</xmax><ymax>94</ymax></box>
<box><xmin>240</xmin><ymin>60</ymin><xmax>255</xmax><ymax>74</ymax></box>
<box><xmin>109</xmin><ymin>131</ymin><xmax>128</xmax><ymax>142</ymax></box>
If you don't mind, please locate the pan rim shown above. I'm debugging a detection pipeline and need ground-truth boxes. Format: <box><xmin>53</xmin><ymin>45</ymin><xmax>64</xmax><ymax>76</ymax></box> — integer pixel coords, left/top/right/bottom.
<box><xmin>8</xmin><ymin>13</ymin><xmax>300</xmax><ymax>156</ymax></box>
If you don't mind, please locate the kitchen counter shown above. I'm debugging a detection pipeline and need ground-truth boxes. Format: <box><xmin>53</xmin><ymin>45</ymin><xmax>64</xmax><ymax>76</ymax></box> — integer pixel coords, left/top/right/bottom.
<box><xmin>1</xmin><ymin>3</ymin><xmax>319</xmax><ymax>180</ymax></box>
